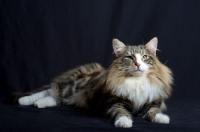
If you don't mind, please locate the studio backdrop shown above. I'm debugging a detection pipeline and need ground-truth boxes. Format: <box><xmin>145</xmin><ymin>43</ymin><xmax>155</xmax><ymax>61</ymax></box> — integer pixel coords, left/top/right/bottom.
<box><xmin>0</xmin><ymin>0</ymin><xmax>200</xmax><ymax>131</ymax></box>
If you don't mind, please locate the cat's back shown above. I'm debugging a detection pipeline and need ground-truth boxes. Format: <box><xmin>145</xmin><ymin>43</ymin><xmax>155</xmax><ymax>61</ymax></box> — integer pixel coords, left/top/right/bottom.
<box><xmin>53</xmin><ymin>63</ymin><xmax>105</xmax><ymax>83</ymax></box>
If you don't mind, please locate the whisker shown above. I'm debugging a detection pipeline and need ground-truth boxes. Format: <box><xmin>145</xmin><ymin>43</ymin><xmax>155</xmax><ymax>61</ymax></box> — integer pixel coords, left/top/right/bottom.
<box><xmin>164</xmin><ymin>60</ymin><xmax>169</xmax><ymax>64</ymax></box>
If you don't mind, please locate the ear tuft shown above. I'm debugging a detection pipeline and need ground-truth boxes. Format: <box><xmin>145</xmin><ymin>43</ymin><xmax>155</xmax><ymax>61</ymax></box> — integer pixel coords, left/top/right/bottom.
<box><xmin>112</xmin><ymin>39</ymin><xmax>126</xmax><ymax>57</ymax></box>
<box><xmin>145</xmin><ymin>37</ymin><xmax>158</xmax><ymax>56</ymax></box>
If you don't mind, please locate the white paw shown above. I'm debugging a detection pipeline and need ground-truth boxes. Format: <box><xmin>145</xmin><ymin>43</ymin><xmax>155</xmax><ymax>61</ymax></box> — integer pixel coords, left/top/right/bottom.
<box><xmin>34</xmin><ymin>101</ymin><xmax>45</xmax><ymax>108</ymax></box>
<box><xmin>34</xmin><ymin>99</ymin><xmax>46</xmax><ymax>108</ymax></box>
<box><xmin>152</xmin><ymin>113</ymin><xmax>170</xmax><ymax>124</ymax></box>
<box><xmin>114</xmin><ymin>116</ymin><xmax>133</xmax><ymax>128</ymax></box>
<box><xmin>34</xmin><ymin>96</ymin><xmax>57</xmax><ymax>108</ymax></box>
<box><xmin>18</xmin><ymin>96</ymin><xmax>33</xmax><ymax>105</ymax></box>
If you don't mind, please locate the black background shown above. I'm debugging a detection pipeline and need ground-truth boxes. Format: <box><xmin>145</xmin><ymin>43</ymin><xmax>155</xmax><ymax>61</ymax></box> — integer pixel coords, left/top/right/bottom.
<box><xmin>1</xmin><ymin>0</ymin><xmax>200</xmax><ymax>131</ymax></box>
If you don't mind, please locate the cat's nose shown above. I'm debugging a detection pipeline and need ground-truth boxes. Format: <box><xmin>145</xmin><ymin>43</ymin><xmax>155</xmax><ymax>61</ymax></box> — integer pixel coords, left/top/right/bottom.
<box><xmin>135</xmin><ymin>63</ymin><xmax>141</xmax><ymax>68</ymax></box>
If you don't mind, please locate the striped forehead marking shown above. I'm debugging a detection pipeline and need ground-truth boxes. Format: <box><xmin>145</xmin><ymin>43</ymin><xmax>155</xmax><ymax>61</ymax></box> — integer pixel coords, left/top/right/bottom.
<box><xmin>126</xmin><ymin>45</ymin><xmax>147</xmax><ymax>55</ymax></box>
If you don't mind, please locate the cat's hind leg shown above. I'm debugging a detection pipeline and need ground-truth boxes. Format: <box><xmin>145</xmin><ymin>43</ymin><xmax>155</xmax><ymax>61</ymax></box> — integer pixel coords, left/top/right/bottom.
<box><xmin>34</xmin><ymin>96</ymin><xmax>57</xmax><ymax>108</ymax></box>
<box><xmin>18</xmin><ymin>89</ymin><xmax>53</xmax><ymax>106</ymax></box>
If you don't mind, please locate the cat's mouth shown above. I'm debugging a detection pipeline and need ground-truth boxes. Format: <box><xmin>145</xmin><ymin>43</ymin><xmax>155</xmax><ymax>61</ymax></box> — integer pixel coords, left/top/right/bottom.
<box><xmin>134</xmin><ymin>69</ymin><xmax>143</xmax><ymax>73</ymax></box>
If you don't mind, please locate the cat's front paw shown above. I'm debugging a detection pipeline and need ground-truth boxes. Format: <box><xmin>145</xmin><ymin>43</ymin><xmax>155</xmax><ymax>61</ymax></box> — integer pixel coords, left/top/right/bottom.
<box><xmin>152</xmin><ymin>113</ymin><xmax>170</xmax><ymax>124</ymax></box>
<box><xmin>114</xmin><ymin>116</ymin><xmax>133</xmax><ymax>128</ymax></box>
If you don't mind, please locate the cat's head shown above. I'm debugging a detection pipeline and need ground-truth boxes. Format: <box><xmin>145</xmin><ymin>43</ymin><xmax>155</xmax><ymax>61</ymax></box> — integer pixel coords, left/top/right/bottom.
<box><xmin>112</xmin><ymin>37</ymin><xmax>158</xmax><ymax>77</ymax></box>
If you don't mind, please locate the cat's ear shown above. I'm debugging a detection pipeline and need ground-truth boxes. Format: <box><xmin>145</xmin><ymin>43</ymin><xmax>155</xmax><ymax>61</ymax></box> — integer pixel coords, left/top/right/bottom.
<box><xmin>112</xmin><ymin>39</ymin><xmax>126</xmax><ymax>57</ymax></box>
<box><xmin>145</xmin><ymin>37</ymin><xmax>158</xmax><ymax>56</ymax></box>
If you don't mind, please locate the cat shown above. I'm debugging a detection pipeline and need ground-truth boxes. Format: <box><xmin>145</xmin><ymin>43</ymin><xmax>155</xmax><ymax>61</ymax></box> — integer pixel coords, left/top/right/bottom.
<box><xmin>16</xmin><ymin>37</ymin><xmax>173</xmax><ymax>128</ymax></box>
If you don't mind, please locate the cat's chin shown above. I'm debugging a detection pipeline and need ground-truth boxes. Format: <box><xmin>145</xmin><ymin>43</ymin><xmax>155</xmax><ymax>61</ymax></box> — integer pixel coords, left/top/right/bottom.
<box><xmin>133</xmin><ymin>70</ymin><xmax>144</xmax><ymax>76</ymax></box>
<box><xmin>133</xmin><ymin>69</ymin><xmax>149</xmax><ymax>76</ymax></box>
<box><xmin>134</xmin><ymin>70</ymin><xmax>143</xmax><ymax>73</ymax></box>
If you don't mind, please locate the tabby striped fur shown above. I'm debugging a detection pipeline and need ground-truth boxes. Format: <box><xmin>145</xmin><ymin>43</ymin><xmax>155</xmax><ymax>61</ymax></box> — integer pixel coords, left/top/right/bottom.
<box><xmin>17</xmin><ymin>37</ymin><xmax>173</xmax><ymax>128</ymax></box>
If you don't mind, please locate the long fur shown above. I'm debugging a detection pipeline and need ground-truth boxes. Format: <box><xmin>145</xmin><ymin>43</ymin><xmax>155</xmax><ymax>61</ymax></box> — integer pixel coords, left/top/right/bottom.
<box><xmin>15</xmin><ymin>38</ymin><xmax>173</xmax><ymax>128</ymax></box>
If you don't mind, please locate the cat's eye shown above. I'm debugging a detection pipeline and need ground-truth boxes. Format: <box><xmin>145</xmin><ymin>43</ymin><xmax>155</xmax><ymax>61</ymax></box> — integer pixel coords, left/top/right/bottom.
<box><xmin>142</xmin><ymin>55</ymin><xmax>148</xmax><ymax>61</ymax></box>
<box><xmin>125</xmin><ymin>56</ymin><xmax>133</xmax><ymax>60</ymax></box>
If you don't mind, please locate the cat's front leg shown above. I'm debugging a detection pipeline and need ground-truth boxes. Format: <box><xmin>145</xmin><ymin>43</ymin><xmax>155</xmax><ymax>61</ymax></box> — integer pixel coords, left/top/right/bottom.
<box><xmin>145</xmin><ymin>107</ymin><xmax>170</xmax><ymax>124</ymax></box>
<box><xmin>114</xmin><ymin>115</ymin><xmax>133</xmax><ymax>128</ymax></box>
<box><xmin>105</xmin><ymin>103</ymin><xmax>133</xmax><ymax>128</ymax></box>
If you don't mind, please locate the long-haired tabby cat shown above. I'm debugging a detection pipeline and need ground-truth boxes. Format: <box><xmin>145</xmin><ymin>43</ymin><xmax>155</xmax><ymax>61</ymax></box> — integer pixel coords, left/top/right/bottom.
<box><xmin>16</xmin><ymin>37</ymin><xmax>173</xmax><ymax>128</ymax></box>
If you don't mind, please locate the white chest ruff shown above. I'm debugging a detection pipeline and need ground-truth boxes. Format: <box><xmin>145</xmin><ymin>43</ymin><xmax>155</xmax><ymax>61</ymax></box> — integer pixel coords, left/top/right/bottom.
<box><xmin>113</xmin><ymin>77</ymin><xmax>165</xmax><ymax>108</ymax></box>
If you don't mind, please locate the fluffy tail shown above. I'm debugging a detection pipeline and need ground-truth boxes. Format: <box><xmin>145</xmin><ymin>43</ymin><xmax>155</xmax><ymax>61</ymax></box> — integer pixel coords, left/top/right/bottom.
<box><xmin>8</xmin><ymin>63</ymin><xmax>104</xmax><ymax>105</ymax></box>
<box><xmin>7</xmin><ymin>85</ymin><xmax>51</xmax><ymax>105</ymax></box>
<box><xmin>6</xmin><ymin>92</ymin><xmax>29</xmax><ymax>105</ymax></box>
